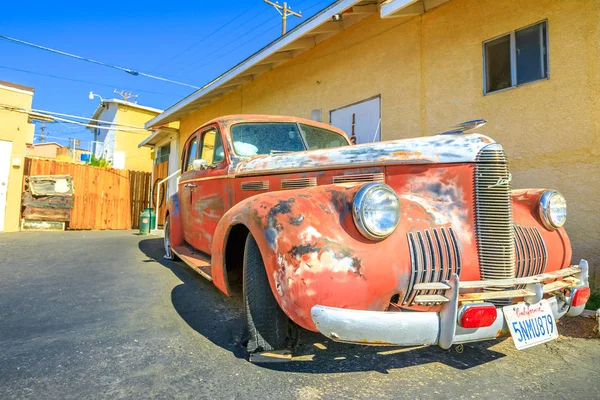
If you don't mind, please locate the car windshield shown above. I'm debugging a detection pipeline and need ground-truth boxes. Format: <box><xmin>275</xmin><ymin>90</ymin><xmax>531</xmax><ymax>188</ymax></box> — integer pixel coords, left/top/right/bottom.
<box><xmin>229</xmin><ymin>122</ymin><xmax>349</xmax><ymax>156</ymax></box>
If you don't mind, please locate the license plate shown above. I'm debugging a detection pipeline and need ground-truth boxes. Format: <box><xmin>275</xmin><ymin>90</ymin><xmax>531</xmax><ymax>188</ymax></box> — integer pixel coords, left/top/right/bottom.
<box><xmin>503</xmin><ymin>300</ymin><xmax>558</xmax><ymax>350</ymax></box>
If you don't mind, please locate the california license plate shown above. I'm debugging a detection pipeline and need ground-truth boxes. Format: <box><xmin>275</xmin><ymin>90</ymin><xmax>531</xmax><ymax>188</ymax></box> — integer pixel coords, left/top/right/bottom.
<box><xmin>503</xmin><ymin>300</ymin><xmax>558</xmax><ymax>350</ymax></box>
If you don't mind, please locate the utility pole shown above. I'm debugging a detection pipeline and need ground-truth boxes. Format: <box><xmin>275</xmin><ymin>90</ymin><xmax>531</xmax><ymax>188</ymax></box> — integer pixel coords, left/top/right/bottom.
<box><xmin>114</xmin><ymin>89</ymin><xmax>138</xmax><ymax>102</ymax></box>
<box><xmin>40</xmin><ymin>121</ymin><xmax>46</xmax><ymax>143</ymax></box>
<box><xmin>264</xmin><ymin>0</ymin><xmax>302</xmax><ymax>35</ymax></box>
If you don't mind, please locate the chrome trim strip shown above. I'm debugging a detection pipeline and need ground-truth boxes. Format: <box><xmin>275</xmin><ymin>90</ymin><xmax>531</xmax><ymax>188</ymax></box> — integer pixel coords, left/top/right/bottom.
<box><xmin>179</xmin><ymin>174</ymin><xmax>235</xmax><ymax>184</ymax></box>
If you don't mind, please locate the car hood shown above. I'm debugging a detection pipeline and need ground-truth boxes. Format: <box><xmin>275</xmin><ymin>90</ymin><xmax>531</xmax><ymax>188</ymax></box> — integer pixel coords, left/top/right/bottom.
<box><xmin>232</xmin><ymin>133</ymin><xmax>496</xmax><ymax>176</ymax></box>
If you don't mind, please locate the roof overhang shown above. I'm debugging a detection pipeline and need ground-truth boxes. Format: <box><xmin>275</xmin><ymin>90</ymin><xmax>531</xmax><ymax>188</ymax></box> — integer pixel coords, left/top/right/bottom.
<box><xmin>138</xmin><ymin>126</ymin><xmax>180</xmax><ymax>148</ymax></box>
<box><xmin>89</xmin><ymin>99</ymin><xmax>163</xmax><ymax>127</ymax></box>
<box><xmin>145</xmin><ymin>0</ymin><xmax>382</xmax><ymax>129</ymax></box>
<box><xmin>144</xmin><ymin>0</ymin><xmax>452</xmax><ymax>130</ymax></box>
<box><xmin>381</xmin><ymin>0</ymin><xmax>450</xmax><ymax>18</ymax></box>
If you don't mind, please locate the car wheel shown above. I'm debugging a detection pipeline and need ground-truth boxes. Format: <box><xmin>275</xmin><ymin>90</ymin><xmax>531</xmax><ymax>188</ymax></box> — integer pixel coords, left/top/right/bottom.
<box><xmin>243</xmin><ymin>234</ymin><xmax>289</xmax><ymax>353</ymax></box>
<box><xmin>164</xmin><ymin>215</ymin><xmax>179</xmax><ymax>261</ymax></box>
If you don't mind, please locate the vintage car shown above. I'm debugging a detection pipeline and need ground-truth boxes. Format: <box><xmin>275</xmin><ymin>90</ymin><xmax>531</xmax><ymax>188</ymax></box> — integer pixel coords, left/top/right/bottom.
<box><xmin>164</xmin><ymin>114</ymin><xmax>590</xmax><ymax>354</ymax></box>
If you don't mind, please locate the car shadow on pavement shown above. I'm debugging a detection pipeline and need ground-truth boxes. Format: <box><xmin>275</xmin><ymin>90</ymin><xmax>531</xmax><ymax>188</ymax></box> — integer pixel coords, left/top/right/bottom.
<box><xmin>139</xmin><ymin>238</ymin><xmax>507</xmax><ymax>373</ymax></box>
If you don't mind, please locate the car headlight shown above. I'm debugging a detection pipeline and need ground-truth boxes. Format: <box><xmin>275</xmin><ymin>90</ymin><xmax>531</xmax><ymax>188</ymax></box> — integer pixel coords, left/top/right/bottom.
<box><xmin>352</xmin><ymin>183</ymin><xmax>400</xmax><ymax>240</ymax></box>
<box><xmin>539</xmin><ymin>190</ymin><xmax>567</xmax><ymax>229</ymax></box>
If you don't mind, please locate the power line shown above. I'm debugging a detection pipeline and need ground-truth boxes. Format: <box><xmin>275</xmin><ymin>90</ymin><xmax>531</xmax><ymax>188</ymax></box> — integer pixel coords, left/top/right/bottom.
<box><xmin>160</xmin><ymin>3</ymin><xmax>261</xmax><ymax>67</ymax></box>
<box><xmin>0</xmin><ymin>65</ymin><xmax>183</xmax><ymax>98</ymax></box>
<box><xmin>177</xmin><ymin>14</ymin><xmax>281</xmax><ymax>74</ymax></box>
<box><xmin>0</xmin><ymin>35</ymin><xmax>200</xmax><ymax>89</ymax></box>
<box><xmin>178</xmin><ymin>0</ymin><xmax>329</xmax><ymax>75</ymax></box>
<box><xmin>27</xmin><ymin>107</ymin><xmax>150</xmax><ymax>130</ymax></box>
<box><xmin>0</xmin><ymin>104</ymin><xmax>150</xmax><ymax>134</ymax></box>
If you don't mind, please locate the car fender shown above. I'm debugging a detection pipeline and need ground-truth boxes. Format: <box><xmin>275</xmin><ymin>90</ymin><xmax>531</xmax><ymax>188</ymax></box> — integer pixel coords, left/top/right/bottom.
<box><xmin>211</xmin><ymin>183</ymin><xmax>454</xmax><ymax>331</ymax></box>
<box><xmin>511</xmin><ymin>189</ymin><xmax>572</xmax><ymax>270</ymax></box>
<box><xmin>166</xmin><ymin>193</ymin><xmax>184</xmax><ymax>248</ymax></box>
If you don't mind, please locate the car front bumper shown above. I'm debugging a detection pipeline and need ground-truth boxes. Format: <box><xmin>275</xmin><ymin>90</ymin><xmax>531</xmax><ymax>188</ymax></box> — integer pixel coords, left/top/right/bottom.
<box><xmin>310</xmin><ymin>260</ymin><xmax>589</xmax><ymax>349</ymax></box>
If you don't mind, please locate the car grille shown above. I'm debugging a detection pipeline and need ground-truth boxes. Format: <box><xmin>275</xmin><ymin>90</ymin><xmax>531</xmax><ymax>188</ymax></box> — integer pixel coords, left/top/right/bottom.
<box><xmin>514</xmin><ymin>224</ymin><xmax>547</xmax><ymax>278</ymax></box>
<box><xmin>474</xmin><ymin>144</ymin><xmax>515</xmax><ymax>280</ymax></box>
<box><xmin>402</xmin><ymin>227</ymin><xmax>462</xmax><ymax>306</ymax></box>
<box><xmin>281</xmin><ymin>177</ymin><xmax>317</xmax><ymax>190</ymax></box>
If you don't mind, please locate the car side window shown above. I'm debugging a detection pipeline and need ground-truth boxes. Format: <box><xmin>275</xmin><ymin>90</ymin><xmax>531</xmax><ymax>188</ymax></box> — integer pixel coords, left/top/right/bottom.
<box><xmin>185</xmin><ymin>137</ymin><xmax>198</xmax><ymax>171</ymax></box>
<box><xmin>200</xmin><ymin>128</ymin><xmax>224</xmax><ymax>165</ymax></box>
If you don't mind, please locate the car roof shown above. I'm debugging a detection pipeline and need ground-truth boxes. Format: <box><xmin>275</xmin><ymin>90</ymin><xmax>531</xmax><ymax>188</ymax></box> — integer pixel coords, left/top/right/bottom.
<box><xmin>195</xmin><ymin>114</ymin><xmax>349</xmax><ymax>137</ymax></box>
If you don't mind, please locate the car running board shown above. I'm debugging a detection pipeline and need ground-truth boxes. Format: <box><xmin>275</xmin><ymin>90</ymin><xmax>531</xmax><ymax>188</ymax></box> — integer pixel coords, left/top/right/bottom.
<box><xmin>172</xmin><ymin>245</ymin><xmax>213</xmax><ymax>281</ymax></box>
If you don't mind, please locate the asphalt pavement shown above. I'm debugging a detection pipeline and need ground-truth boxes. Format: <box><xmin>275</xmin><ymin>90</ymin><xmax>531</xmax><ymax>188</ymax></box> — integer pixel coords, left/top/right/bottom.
<box><xmin>0</xmin><ymin>230</ymin><xmax>599</xmax><ymax>399</ymax></box>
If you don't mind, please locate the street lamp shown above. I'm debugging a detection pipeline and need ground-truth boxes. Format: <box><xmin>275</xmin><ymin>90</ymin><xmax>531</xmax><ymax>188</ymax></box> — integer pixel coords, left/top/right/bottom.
<box><xmin>88</xmin><ymin>91</ymin><xmax>104</xmax><ymax>102</ymax></box>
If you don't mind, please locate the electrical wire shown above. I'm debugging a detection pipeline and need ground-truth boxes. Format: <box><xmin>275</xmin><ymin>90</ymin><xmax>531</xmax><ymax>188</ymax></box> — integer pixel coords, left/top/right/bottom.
<box><xmin>160</xmin><ymin>2</ymin><xmax>262</xmax><ymax>67</ymax></box>
<box><xmin>29</xmin><ymin>108</ymin><xmax>152</xmax><ymax>130</ymax></box>
<box><xmin>0</xmin><ymin>35</ymin><xmax>200</xmax><ymax>89</ymax></box>
<box><xmin>0</xmin><ymin>65</ymin><xmax>184</xmax><ymax>98</ymax></box>
<box><xmin>178</xmin><ymin>0</ymin><xmax>331</xmax><ymax>74</ymax></box>
<box><xmin>0</xmin><ymin>104</ymin><xmax>151</xmax><ymax>134</ymax></box>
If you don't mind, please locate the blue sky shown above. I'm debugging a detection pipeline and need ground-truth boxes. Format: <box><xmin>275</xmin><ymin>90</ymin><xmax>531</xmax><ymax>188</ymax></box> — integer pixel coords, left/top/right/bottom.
<box><xmin>0</xmin><ymin>0</ymin><xmax>333</xmax><ymax>149</ymax></box>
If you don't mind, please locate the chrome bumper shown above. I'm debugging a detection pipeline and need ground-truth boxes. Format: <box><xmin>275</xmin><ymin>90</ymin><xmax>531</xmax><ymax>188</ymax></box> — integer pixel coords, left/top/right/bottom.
<box><xmin>310</xmin><ymin>260</ymin><xmax>589</xmax><ymax>348</ymax></box>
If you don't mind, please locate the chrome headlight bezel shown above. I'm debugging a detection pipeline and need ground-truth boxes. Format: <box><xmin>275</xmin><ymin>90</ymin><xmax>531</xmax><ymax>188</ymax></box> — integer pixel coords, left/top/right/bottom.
<box><xmin>539</xmin><ymin>190</ymin><xmax>567</xmax><ymax>230</ymax></box>
<box><xmin>352</xmin><ymin>183</ymin><xmax>401</xmax><ymax>240</ymax></box>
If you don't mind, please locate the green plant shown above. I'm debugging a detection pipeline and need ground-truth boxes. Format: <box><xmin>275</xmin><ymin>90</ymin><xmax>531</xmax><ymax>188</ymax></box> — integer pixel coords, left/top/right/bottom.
<box><xmin>89</xmin><ymin>155</ymin><xmax>111</xmax><ymax>168</ymax></box>
<box><xmin>586</xmin><ymin>290</ymin><xmax>600</xmax><ymax>311</ymax></box>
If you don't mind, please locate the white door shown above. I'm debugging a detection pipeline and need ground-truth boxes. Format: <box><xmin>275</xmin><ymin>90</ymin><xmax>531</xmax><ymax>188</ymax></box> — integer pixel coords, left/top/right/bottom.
<box><xmin>330</xmin><ymin>96</ymin><xmax>381</xmax><ymax>144</ymax></box>
<box><xmin>0</xmin><ymin>140</ymin><xmax>14</xmax><ymax>232</ymax></box>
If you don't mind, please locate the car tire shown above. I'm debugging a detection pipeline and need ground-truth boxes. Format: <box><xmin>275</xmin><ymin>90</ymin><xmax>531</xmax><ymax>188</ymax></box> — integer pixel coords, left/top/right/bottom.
<box><xmin>164</xmin><ymin>215</ymin><xmax>179</xmax><ymax>261</ymax></box>
<box><xmin>243</xmin><ymin>234</ymin><xmax>289</xmax><ymax>354</ymax></box>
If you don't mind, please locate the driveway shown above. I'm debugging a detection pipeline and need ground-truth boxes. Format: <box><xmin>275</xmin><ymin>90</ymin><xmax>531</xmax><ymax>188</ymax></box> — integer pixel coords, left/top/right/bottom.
<box><xmin>0</xmin><ymin>231</ymin><xmax>599</xmax><ymax>399</ymax></box>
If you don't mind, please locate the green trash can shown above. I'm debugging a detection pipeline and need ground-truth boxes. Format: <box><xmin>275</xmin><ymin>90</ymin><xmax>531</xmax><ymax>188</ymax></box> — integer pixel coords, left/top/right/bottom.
<box><xmin>139</xmin><ymin>207</ymin><xmax>156</xmax><ymax>235</ymax></box>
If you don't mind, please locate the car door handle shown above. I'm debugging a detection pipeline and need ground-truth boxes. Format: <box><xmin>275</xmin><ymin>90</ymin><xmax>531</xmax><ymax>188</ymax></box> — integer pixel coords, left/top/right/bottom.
<box><xmin>184</xmin><ymin>183</ymin><xmax>197</xmax><ymax>188</ymax></box>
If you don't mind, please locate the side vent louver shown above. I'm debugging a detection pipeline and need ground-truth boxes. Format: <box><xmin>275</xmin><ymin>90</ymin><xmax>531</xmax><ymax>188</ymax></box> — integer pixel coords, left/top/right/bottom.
<box><xmin>333</xmin><ymin>173</ymin><xmax>385</xmax><ymax>184</ymax></box>
<box><xmin>281</xmin><ymin>177</ymin><xmax>317</xmax><ymax>190</ymax></box>
<box><xmin>241</xmin><ymin>181</ymin><xmax>269</xmax><ymax>191</ymax></box>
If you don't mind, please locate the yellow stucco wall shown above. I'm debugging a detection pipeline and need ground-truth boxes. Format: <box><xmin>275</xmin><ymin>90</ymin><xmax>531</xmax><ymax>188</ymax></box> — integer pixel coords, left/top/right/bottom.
<box><xmin>114</xmin><ymin>105</ymin><xmax>159</xmax><ymax>172</ymax></box>
<box><xmin>176</xmin><ymin>0</ymin><xmax>599</xmax><ymax>282</ymax></box>
<box><xmin>0</xmin><ymin>85</ymin><xmax>35</xmax><ymax>232</ymax></box>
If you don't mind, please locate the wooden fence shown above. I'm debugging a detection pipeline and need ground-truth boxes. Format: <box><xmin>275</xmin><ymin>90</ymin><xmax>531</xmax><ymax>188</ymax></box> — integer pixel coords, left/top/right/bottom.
<box><xmin>152</xmin><ymin>160</ymin><xmax>169</xmax><ymax>226</ymax></box>
<box><xmin>130</xmin><ymin>170</ymin><xmax>152</xmax><ymax>230</ymax></box>
<box><xmin>23</xmin><ymin>158</ymin><xmax>151</xmax><ymax>230</ymax></box>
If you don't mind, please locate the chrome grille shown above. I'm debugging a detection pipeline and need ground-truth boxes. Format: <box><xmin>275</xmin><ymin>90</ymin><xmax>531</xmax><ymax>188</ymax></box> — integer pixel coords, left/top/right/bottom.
<box><xmin>474</xmin><ymin>144</ymin><xmax>515</xmax><ymax>280</ymax></box>
<box><xmin>281</xmin><ymin>177</ymin><xmax>317</xmax><ymax>190</ymax></box>
<box><xmin>333</xmin><ymin>173</ymin><xmax>384</xmax><ymax>184</ymax></box>
<box><xmin>514</xmin><ymin>225</ymin><xmax>547</xmax><ymax>277</ymax></box>
<box><xmin>403</xmin><ymin>227</ymin><xmax>461</xmax><ymax>306</ymax></box>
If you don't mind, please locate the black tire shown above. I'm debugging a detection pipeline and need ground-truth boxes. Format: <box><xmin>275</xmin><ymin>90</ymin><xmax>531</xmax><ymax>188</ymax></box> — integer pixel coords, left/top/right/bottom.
<box><xmin>164</xmin><ymin>215</ymin><xmax>180</xmax><ymax>261</ymax></box>
<box><xmin>243</xmin><ymin>234</ymin><xmax>288</xmax><ymax>353</ymax></box>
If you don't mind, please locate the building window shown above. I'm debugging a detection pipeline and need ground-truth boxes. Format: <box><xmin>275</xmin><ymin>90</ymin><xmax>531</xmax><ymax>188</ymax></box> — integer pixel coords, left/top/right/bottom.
<box><xmin>155</xmin><ymin>144</ymin><xmax>170</xmax><ymax>164</ymax></box>
<box><xmin>483</xmin><ymin>21</ymin><xmax>548</xmax><ymax>94</ymax></box>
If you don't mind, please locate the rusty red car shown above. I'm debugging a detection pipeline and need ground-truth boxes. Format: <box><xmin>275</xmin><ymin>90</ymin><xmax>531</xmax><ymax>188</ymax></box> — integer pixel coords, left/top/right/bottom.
<box><xmin>164</xmin><ymin>114</ymin><xmax>590</xmax><ymax>354</ymax></box>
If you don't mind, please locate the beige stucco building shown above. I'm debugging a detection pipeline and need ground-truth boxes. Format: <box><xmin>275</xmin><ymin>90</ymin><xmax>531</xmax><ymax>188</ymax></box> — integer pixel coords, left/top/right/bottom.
<box><xmin>0</xmin><ymin>80</ymin><xmax>35</xmax><ymax>232</ymax></box>
<box><xmin>27</xmin><ymin>142</ymin><xmax>64</xmax><ymax>159</ymax></box>
<box><xmin>141</xmin><ymin>0</ymin><xmax>599</xmax><ymax>284</ymax></box>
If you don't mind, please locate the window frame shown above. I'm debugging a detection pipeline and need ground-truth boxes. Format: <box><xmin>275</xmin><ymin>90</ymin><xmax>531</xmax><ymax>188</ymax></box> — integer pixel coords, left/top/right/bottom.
<box><xmin>183</xmin><ymin>136</ymin><xmax>199</xmax><ymax>172</ymax></box>
<box><xmin>198</xmin><ymin>125</ymin><xmax>225</xmax><ymax>167</ymax></box>
<box><xmin>228</xmin><ymin>121</ymin><xmax>350</xmax><ymax>157</ymax></box>
<box><xmin>482</xmin><ymin>20</ymin><xmax>549</xmax><ymax>95</ymax></box>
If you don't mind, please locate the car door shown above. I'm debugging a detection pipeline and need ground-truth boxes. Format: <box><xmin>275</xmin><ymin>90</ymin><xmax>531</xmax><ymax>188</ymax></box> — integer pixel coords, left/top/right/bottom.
<box><xmin>187</xmin><ymin>125</ymin><xmax>229</xmax><ymax>254</ymax></box>
<box><xmin>179</xmin><ymin>134</ymin><xmax>199</xmax><ymax>245</ymax></box>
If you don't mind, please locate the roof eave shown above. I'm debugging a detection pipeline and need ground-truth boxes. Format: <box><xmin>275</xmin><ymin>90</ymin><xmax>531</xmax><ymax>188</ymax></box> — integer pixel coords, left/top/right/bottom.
<box><xmin>144</xmin><ymin>0</ymin><xmax>373</xmax><ymax>129</ymax></box>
